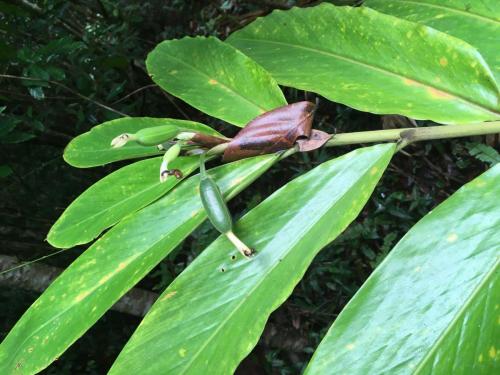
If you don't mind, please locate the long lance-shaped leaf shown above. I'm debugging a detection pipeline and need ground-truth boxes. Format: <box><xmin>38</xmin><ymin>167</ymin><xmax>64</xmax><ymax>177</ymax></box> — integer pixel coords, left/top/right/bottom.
<box><xmin>0</xmin><ymin>155</ymin><xmax>277</xmax><ymax>374</ymax></box>
<box><xmin>64</xmin><ymin>117</ymin><xmax>221</xmax><ymax>168</ymax></box>
<box><xmin>227</xmin><ymin>4</ymin><xmax>500</xmax><ymax>124</ymax></box>
<box><xmin>47</xmin><ymin>156</ymin><xmax>199</xmax><ymax>248</ymax></box>
<box><xmin>146</xmin><ymin>36</ymin><xmax>287</xmax><ymax>127</ymax></box>
<box><xmin>109</xmin><ymin>143</ymin><xmax>396</xmax><ymax>375</ymax></box>
<box><xmin>305</xmin><ymin>164</ymin><xmax>500</xmax><ymax>375</ymax></box>
<box><xmin>365</xmin><ymin>0</ymin><xmax>500</xmax><ymax>84</ymax></box>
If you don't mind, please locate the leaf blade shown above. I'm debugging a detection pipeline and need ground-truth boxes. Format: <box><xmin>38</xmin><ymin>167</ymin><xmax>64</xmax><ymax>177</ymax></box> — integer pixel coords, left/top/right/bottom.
<box><xmin>47</xmin><ymin>156</ymin><xmax>199</xmax><ymax>248</ymax></box>
<box><xmin>365</xmin><ymin>0</ymin><xmax>500</xmax><ymax>84</ymax></box>
<box><xmin>109</xmin><ymin>143</ymin><xmax>396</xmax><ymax>375</ymax></box>
<box><xmin>146</xmin><ymin>36</ymin><xmax>287</xmax><ymax>127</ymax></box>
<box><xmin>305</xmin><ymin>165</ymin><xmax>500</xmax><ymax>375</ymax></box>
<box><xmin>64</xmin><ymin>117</ymin><xmax>221</xmax><ymax>168</ymax></box>
<box><xmin>0</xmin><ymin>156</ymin><xmax>277</xmax><ymax>374</ymax></box>
<box><xmin>227</xmin><ymin>4</ymin><xmax>500</xmax><ymax>124</ymax></box>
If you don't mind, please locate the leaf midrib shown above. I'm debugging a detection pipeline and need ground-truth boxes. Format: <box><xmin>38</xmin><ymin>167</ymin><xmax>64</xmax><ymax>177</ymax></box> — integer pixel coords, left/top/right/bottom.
<box><xmin>178</xmin><ymin>158</ymin><xmax>378</xmax><ymax>374</ymax></box>
<box><xmin>378</xmin><ymin>0</ymin><xmax>500</xmax><ymax>24</ymax></box>
<box><xmin>232</xmin><ymin>38</ymin><xmax>499</xmax><ymax>115</ymax></box>
<box><xmin>151</xmin><ymin>52</ymin><xmax>269</xmax><ymax>117</ymax></box>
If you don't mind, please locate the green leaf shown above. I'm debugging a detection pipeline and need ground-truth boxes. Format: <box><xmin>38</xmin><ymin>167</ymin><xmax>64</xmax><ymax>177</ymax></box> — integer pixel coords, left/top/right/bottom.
<box><xmin>466</xmin><ymin>142</ymin><xmax>500</xmax><ymax>165</ymax></box>
<box><xmin>305</xmin><ymin>165</ymin><xmax>500</xmax><ymax>375</ymax></box>
<box><xmin>146</xmin><ymin>36</ymin><xmax>287</xmax><ymax>127</ymax></box>
<box><xmin>47</xmin><ymin>156</ymin><xmax>200</xmax><ymax>249</ymax></box>
<box><xmin>109</xmin><ymin>143</ymin><xmax>396</xmax><ymax>375</ymax></box>
<box><xmin>63</xmin><ymin>117</ymin><xmax>221</xmax><ymax>168</ymax></box>
<box><xmin>227</xmin><ymin>4</ymin><xmax>500</xmax><ymax>124</ymax></box>
<box><xmin>365</xmin><ymin>0</ymin><xmax>500</xmax><ymax>84</ymax></box>
<box><xmin>0</xmin><ymin>155</ymin><xmax>277</xmax><ymax>374</ymax></box>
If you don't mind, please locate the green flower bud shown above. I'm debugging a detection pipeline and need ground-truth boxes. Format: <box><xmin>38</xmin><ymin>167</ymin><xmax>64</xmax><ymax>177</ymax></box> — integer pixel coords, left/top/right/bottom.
<box><xmin>160</xmin><ymin>143</ymin><xmax>182</xmax><ymax>183</ymax></box>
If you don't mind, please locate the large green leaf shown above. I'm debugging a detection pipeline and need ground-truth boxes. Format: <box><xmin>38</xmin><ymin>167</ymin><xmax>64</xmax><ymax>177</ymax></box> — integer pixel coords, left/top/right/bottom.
<box><xmin>305</xmin><ymin>165</ymin><xmax>500</xmax><ymax>374</ymax></box>
<box><xmin>365</xmin><ymin>0</ymin><xmax>500</xmax><ymax>84</ymax></box>
<box><xmin>227</xmin><ymin>4</ymin><xmax>500</xmax><ymax>124</ymax></box>
<box><xmin>64</xmin><ymin>117</ymin><xmax>221</xmax><ymax>168</ymax></box>
<box><xmin>0</xmin><ymin>155</ymin><xmax>277</xmax><ymax>374</ymax></box>
<box><xmin>146</xmin><ymin>36</ymin><xmax>287</xmax><ymax>127</ymax></box>
<box><xmin>109</xmin><ymin>143</ymin><xmax>396</xmax><ymax>375</ymax></box>
<box><xmin>47</xmin><ymin>156</ymin><xmax>200</xmax><ymax>248</ymax></box>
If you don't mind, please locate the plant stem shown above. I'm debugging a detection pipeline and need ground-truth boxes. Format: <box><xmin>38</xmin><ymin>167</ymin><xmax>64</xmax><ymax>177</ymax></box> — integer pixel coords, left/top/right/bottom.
<box><xmin>325</xmin><ymin>121</ymin><xmax>500</xmax><ymax>147</ymax></box>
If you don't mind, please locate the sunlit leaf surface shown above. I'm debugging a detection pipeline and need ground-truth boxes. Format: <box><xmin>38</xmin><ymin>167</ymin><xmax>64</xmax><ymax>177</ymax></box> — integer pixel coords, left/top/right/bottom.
<box><xmin>146</xmin><ymin>36</ymin><xmax>287</xmax><ymax>127</ymax></box>
<box><xmin>109</xmin><ymin>144</ymin><xmax>396</xmax><ymax>375</ymax></box>
<box><xmin>228</xmin><ymin>4</ymin><xmax>500</xmax><ymax>124</ymax></box>
<box><xmin>306</xmin><ymin>164</ymin><xmax>500</xmax><ymax>375</ymax></box>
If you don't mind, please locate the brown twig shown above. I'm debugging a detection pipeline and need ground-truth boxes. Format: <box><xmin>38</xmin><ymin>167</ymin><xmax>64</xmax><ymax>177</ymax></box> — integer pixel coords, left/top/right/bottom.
<box><xmin>0</xmin><ymin>74</ymin><xmax>129</xmax><ymax>117</ymax></box>
<box><xmin>0</xmin><ymin>255</ymin><xmax>158</xmax><ymax>317</ymax></box>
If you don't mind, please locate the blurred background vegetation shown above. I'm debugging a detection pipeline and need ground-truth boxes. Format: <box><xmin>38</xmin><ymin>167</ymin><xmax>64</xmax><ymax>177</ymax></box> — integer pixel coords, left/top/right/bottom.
<box><xmin>0</xmin><ymin>0</ymin><xmax>497</xmax><ymax>374</ymax></box>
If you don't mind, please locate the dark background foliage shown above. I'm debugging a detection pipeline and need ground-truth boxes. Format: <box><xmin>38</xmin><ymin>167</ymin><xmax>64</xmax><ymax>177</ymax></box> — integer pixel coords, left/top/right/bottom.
<box><xmin>0</xmin><ymin>1</ymin><xmax>496</xmax><ymax>374</ymax></box>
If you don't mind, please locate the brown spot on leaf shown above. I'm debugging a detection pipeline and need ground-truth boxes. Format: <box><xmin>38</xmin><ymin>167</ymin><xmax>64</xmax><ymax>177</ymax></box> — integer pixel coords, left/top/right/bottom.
<box><xmin>223</xmin><ymin>101</ymin><xmax>316</xmax><ymax>162</ymax></box>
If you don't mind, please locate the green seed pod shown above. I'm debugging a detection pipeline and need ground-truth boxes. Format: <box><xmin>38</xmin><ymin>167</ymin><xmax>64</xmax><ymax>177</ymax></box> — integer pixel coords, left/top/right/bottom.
<box><xmin>199</xmin><ymin>154</ymin><xmax>254</xmax><ymax>258</ymax></box>
<box><xmin>199</xmin><ymin>154</ymin><xmax>233</xmax><ymax>234</ymax></box>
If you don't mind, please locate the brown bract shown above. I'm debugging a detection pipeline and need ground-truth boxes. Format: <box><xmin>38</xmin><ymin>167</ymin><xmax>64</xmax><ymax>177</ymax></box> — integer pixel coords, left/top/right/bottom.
<box><xmin>223</xmin><ymin>101</ymin><xmax>329</xmax><ymax>162</ymax></box>
<box><xmin>191</xmin><ymin>133</ymin><xmax>229</xmax><ymax>148</ymax></box>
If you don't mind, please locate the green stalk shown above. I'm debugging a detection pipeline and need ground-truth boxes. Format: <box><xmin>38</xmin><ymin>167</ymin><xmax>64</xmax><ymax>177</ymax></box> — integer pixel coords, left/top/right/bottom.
<box><xmin>325</xmin><ymin>121</ymin><xmax>500</xmax><ymax>148</ymax></box>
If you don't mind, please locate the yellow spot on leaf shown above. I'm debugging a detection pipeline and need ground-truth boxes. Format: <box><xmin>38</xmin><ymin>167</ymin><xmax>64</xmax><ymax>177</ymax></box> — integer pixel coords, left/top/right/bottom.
<box><xmin>403</xmin><ymin>78</ymin><xmax>420</xmax><ymax>87</ymax></box>
<box><xmin>474</xmin><ymin>179</ymin><xmax>486</xmax><ymax>187</ymax></box>
<box><xmin>489</xmin><ymin>346</ymin><xmax>496</xmax><ymax>359</ymax></box>
<box><xmin>446</xmin><ymin>233</ymin><xmax>458</xmax><ymax>243</ymax></box>
<box><xmin>427</xmin><ymin>87</ymin><xmax>452</xmax><ymax>100</ymax></box>
<box><xmin>370</xmin><ymin>166</ymin><xmax>379</xmax><ymax>176</ymax></box>
<box><xmin>414</xmin><ymin>266</ymin><xmax>422</xmax><ymax>272</ymax></box>
<box><xmin>478</xmin><ymin>353</ymin><xmax>483</xmax><ymax>362</ymax></box>
<box><xmin>208</xmin><ymin>79</ymin><xmax>218</xmax><ymax>85</ymax></box>
<box><xmin>99</xmin><ymin>274</ymin><xmax>112</xmax><ymax>285</ymax></box>
<box><xmin>160</xmin><ymin>291</ymin><xmax>177</xmax><ymax>301</ymax></box>
<box><xmin>346</xmin><ymin>343</ymin><xmax>355</xmax><ymax>350</ymax></box>
<box><xmin>439</xmin><ymin>57</ymin><xmax>448</xmax><ymax>67</ymax></box>
<box><xmin>179</xmin><ymin>348</ymin><xmax>187</xmax><ymax>357</ymax></box>
<box><xmin>118</xmin><ymin>262</ymin><xmax>127</xmax><ymax>270</ymax></box>
<box><xmin>27</xmin><ymin>347</ymin><xmax>34</xmax><ymax>353</ymax></box>
<box><xmin>75</xmin><ymin>291</ymin><xmax>90</xmax><ymax>302</ymax></box>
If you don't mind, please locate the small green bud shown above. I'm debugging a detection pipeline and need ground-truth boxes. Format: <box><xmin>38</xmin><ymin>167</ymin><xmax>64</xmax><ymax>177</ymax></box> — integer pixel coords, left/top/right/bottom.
<box><xmin>135</xmin><ymin>126</ymin><xmax>182</xmax><ymax>146</ymax></box>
